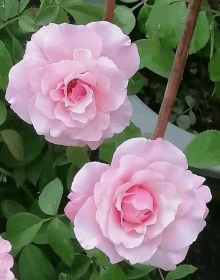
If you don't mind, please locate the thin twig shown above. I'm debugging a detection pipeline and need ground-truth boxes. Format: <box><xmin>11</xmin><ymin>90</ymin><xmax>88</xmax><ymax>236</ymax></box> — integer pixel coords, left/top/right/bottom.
<box><xmin>103</xmin><ymin>0</ymin><xmax>115</xmax><ymax>22</ymax></box>
<box><xmin>158</xmin><ymin>268</ymin><xmax>165</xmax><ymax>280</ymax></box>
<box><xmin>131</xmin><ymin>2</ymin><xmax>144</xmax><ymax>12</ymax></box>
<box><xmin>153</xmin><ymin>0</ymin><xmax>202</xmax><ymax>139</ymax></box>
<box><xmin>0</xmin><ymin>167</ymin><xmax>14</xmax><ymax>178</ymax></box>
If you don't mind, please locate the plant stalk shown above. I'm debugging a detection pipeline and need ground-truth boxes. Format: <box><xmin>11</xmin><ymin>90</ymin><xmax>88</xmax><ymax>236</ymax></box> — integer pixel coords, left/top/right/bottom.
<box><xmin>104</xmin><ymin>0</ymin><xmax>115</xmax><ymax>22</ymax></box>
<box><xmin>153</xmin><ymin>0</ymin><xmax>202</xmax><ymax>139</ymax></box>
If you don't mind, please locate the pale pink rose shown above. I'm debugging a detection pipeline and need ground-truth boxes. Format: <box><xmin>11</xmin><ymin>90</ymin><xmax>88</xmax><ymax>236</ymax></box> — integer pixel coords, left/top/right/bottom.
<box><xmin>6</xmin><ymin>22</ymin><xmax>139</xmax><ymax>149</ymax></box>
<box><xmin>0</xmin><ymin>236</ymin><xmax>16</xmax><ymax>280</ymax></box>
<box><xmin>65</xmin><ymin>138</ymin><xmax>212</xmax><ymax>271</ymax></box>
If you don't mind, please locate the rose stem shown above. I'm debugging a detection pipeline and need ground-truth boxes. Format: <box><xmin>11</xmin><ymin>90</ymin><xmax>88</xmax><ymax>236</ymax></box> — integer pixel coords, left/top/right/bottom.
<box><xmin>103</xmin><ymin>0</ymin><xmax>115</xmax><ymax>22</ymax></box>
<box><xmin>153</xmin><ymin>0</ymin><xmax>202</xmax><ymax>140</ymax></box>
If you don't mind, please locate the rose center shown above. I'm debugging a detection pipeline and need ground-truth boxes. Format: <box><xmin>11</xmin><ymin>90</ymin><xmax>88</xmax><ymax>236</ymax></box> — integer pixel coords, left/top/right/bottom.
<box><xmin>121</xmin><ymin>187</ymin><xmax>154</xmax><ymax>224</ymax></box>
<box><xmin>66</xmin><ymin>79</ymin><xmax>87</xmax><ymax>103</ymax></box>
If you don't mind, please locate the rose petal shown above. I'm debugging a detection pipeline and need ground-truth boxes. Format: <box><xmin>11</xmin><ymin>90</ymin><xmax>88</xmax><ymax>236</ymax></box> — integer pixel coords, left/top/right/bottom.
<box><xmin>74</xmin><ymin>196</ymin><xmax>123</xmax><ymax>263</ymax></box>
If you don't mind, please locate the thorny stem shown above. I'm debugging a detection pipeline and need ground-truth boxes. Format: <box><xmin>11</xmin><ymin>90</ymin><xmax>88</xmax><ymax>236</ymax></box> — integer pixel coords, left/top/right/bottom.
<box><xmin>90</xmin><ymin>148</ymin><xmax>100</xmax><ymax>162</ymax></box>
<box><xmin>103</xmin><ymin>0</ymin><xmax>115</xmax><ymax>22</ymax></box>
<box><xmin>158</xmin><ymin>268</ymin><xmax>165</xmax><ymax>280</ymax></box>
<box><xmin>131</xmin><ymin>1</ymin><xmax>144</xmax><ymax>12</ymax></box>
<box><xmin>153</xmin><ymin>0</ymin><xmax>202</xmax><ymax>139</ymax></box>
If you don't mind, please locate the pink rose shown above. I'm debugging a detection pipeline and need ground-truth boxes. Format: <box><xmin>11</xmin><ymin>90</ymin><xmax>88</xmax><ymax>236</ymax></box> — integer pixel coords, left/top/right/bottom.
<box><xmin>65</xmin><ymin>138</ymin><xmax>211</xmax><ymax>271</ymax></box>
<box><xmin>0</xmin><ymin>236</ymin><xmax>16</xmax><ymax>280</ymax></box>
<box><xmin>6</xmin><ymin>22</ymin><xmax>139</xmax><ymax>149</ymax></box>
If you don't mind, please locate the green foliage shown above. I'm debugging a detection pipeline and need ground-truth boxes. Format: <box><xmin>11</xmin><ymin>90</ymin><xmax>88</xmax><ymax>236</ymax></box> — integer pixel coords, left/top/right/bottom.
<box><xmin>100</xmin><ymin>122</ymin><xmax>141</xmax><ymax>162</ymax></box>
<box><xmin>165</xmin><ymin>265</ymin><xmax>197</xmax><ymax>280</ymax></box>
<box><xmin>38</xmin><ymin>178</ymin><xmax>63</xmax><ymax>215</ymax></box>
<box><xmin>127</xmin><ymin>265</ymin><xmax>156</xmax><ymax>279</ymax></box>
<box><xmin>6</xmin><ymin>213</ymin><xmax>44</xmax><ymax>255</ymax></box>
<box><xmin>0</xmin><ymin>101</ymin><xmax>7</xmax><ymax>125</ymax></box>
<box><xmin>19</xmin><ymin>244</ymin><xmax>56</xmax><ymax>280</ymax></box>
<box><xmin>184</xmin><ymin>130</ymin><xmax>220</xmax><ymax>168</ymax></box>
<box><xmin>97</xmin><ymin>265</ymin><xmax>129</xmax><ymax>280</ymax></box>
<box><xmin>136</xmin><ymin>39</ymin><xmax>174</xmax><ymax>78</ymax></box>
<box><xmin>0</xmin><ymin>0</ymin><xmax>218</xmax><ymax>279</ymax></box>
<box><xmin>47</xmin><ymin>218</ymin><xmax>75</xmax><ymax>266</ymax></box>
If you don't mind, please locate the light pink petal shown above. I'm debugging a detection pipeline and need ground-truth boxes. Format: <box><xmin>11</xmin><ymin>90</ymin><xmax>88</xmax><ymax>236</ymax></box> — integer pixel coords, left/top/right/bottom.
<box><xmin>146</xmin><ymin>246</ymin><xmax>189</xmax><ymax>271</ymax></box>
<box><xmin>42</xmin><ymin>23</ymin><xmax>103</xmax><ymax>62</ymax></box>
<box><xmin>24</xmin><ymin>24</ymin><xmax>56</xmax><ymax>59</ymax></box>
<box><xmin>74</xmin><ymin>196</ymin><xmax>123</xmax><ymax>263</ymax></box>
<box><xmin>112</xmin><ymin>138</ymin><xmax>188</xmax><ymax>169</ymax></box>
<box><xmin>65</xmin><ymin>162</ymin><xmax>109</xmax><ymax>221</ymax></box>
<box><xmin>148</xmin><ymin>162</ymin><xmax>193</xmax><ymax>194</ymax></box>
<box><xmin>108</xmin><ymin>206</ymin><xmax>145</xmax><ymax>248</ymax></box>
<box><xmin>6</xmin><ymin>57</ymin><xmax>48</xmax><ymax>123</ymax></box>
<box><xmin>87</xmin><ymin>21</ymin><xmax>130</xmax><ymax>56</ymax></box>
<box><xmin>0</xmin><ymin>254</ymin><xmax>14</xmax><ymax>270</ymax></box>
<box><xmin>103</xmin><ymin>97</ymin><xmax>132</xmax><ymax>138</ymax></box>
<box><xmin>160</xmin><ymin>218</ymin><xmax>206</xmax><ymax>251</ymax></box>
<box><xmin>115</xmin><ymin>234</ymin><xmax>162</xmax><ymax>265</ymax></box>
<box><xmin>176</xmin><ymin>190</ymin><xmax>196</xmax><ymax>218</ymax></box>
<box><xmin>70</xmin><ymin>99</ymin><xmax>96</xmax><ymax>123</ymax></box>
<box><xmin>146</xmin><ymin>194</ymin><xmax>181</xmax><ymax>240</ymax></box>
<box><xmin>193</xmin><ymin>174</ymin><xmax>206</xmax><ymax>188</ymax></box>
<box><xmin>54</xmin><ymin>102</ymin><xmax>78</xmax><ymax>128</ymax></box>
<box><xmin>74</xmin><ymin>111</ymin><xmax>110</xmax><ymax>141</ymax></box>
<box><xmin>86</xmin><ymin>138</ymin><xmax>105</xmax><ymax>150</ymax></box>
<box><xmin>0</xmin><ymin>237</ymin><xmax>11</xmax><ymax>254</ymax></box>
<box><xmin>94</xmin><ymin>155</ymin><xmax>148</xmax><ymax>208</ymax></box>
<box><xmin>131</xmin><ymin>192</ymin><xmax>154</xmax><ymax>211</ymax></box>
<box><xmin>28</xmin><ymin>96</ymin><xmax>50</xmax><ymax>134</ymax></box>
<box><xmin>41</xmin><ymin>60</ymin><xmax>86</xmax><ymax>95</ymax></box>
<box><xmin>35</xmin><ymin>93</ymin><xmax>56</xmax><ymax>119</ymax></box>
<box><xmin>87</xmin><ymin>21</ymin><xmax>139</xmax><ymax>78</ymax></box>
<box><xmin>44</xmin><ymin>131</ymin><xmax>82</xmax><ymax>146</ymax></box>
<box><xmin>197</xmin><ymin>185</ymin><xmax>212</xmax><ymax>203</ymax></box>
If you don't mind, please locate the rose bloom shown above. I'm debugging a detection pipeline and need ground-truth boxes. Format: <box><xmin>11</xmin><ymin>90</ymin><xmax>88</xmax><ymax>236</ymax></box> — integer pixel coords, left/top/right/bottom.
<box><xmin>5</xmin><ymin>22</ymin><xmax>139</xmax><ymax>149</ymax></box>
<box><xmin>65</xmin><ymin>138</ymin><xmax>211</xmax><ymax>270</ymax></box>
<box><xmin>0</xmin><ymin>236</ymin><xmax>16</xmax><ymax>280</ymax></box>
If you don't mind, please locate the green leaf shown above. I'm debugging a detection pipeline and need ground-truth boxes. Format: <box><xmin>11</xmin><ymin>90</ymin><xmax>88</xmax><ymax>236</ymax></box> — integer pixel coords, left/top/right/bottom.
<box><xmin>0</xmin><ymin>101</ymin><xmax>7</xmax><ymax>126</ymax></box>
<box><xmin>32</xmin><ymin>220</ymin><xmax>50</xmax><ymax>244</ymax></box>
<box><xmin>214</xmin><ymin>81</ymin><xmax>220</xmax><ymax>99</ymax></box>
<box><xmin>61</xmin><ymin>0</ymin><xmax>85</xmax><ymax>7</ymax></box>
<box><xmin>12</xmin><ymin>36</ymin><xmax>24</xmax><ymax>61</ymax></box>
<box><xmin>26</xmin><ymin>159</ymin><xmax>43</xmax><ymax>185</ymax></box>
<box><xmin>185</xmin><ymin>95</ymin><xmax>196</xmax><ymax>108</ymax></box>
<box><xmin>47</xmin><ymin>218</ymin><xmax>75</xmax><ymax>266</ymax></box>
<box><xmin>121</xmin><ymin>0</ymin><xmax>138</xmax><ymax>2</ymax></box>
<box><xmin>189</xmin><ymin>110</ymin><xmax>196</xmax><ymax>125</ymax></box>
<box><xmin>165</xmin><ymin>265</ymin><xmax>197</xmax><ymax>280</ymax></box>
<box><xmin>36</xmin><ymin>5</ymin><xmax>59</xmax><ymax>26</ymax></box>
<box><xmin>60</xmin><ymin>255</ymin><xmax>91</xmax><ymax>280</ymax></box>
<box><xmin>65</xmin><ymin>4</ymin><xmax>104</xmax><ymax>24</ymax></box>
<box><xmin>100</xmin><ymin>122</ymin><xmax>141</xmax><ymax>163</ymax></box>
<box><xmin>136</xmin><ymin>39</ymin><xmax>174</xmax><ymax>78</ymax></box>
<box><xmin>4</xmin><ymin>0</ymin><xmax>19</xmax><ymax>19</ymax></box>
<box><xmin>189</xmin><ymin>11</ymin><xmax>210</xmax><ymax>54</ymax></box>
<box><xmin>176</xmin><ymin>115</ymin><xmax>191</xmax><ymax>130</ymax></box>
<box><xmin>127</xmin><ymin>265</ymin><xmax>156</xmax><ymax>279</ymax></box>
<box><xmin>18</xmin><ymin>15</ymin><xmax>36</xmax><ymax>32</ymax></box>
<box><xmin>55</xmin><ymin>6</ymin><xmax>69</xmax><ymax>23</ymax></box>
<box><xmin>184</xmin><ymin>130</ymin><xmax>220</xmax><ymax>168</ymax></box>
<box><xmin>95</xmin><ymin>250</ymin><xmax>111</xmax><ymax>268</ymax></box>
<box><xmin>145</xmin><ymin>0</ymin><xmax>172</xmax><ymax>39</ymax></box>
<box><xmin>66</xmin><ymin>146</ymin><xmax>89</xmax><ymax>168</ymax></box>
<box><xmin>209</xmin><ymin>49</ymin><xmax>220</xmax><ymax>81</ymax></box>
<box><xmin>19</xmin><ymin>244</ymin><xmax>56</xmax><ymax>280</ymax></box>
<box><xmin>127</xmin><ymin>72</ymin><xmax>147</xmax><ymax>96</ymax></box>
<box><xmin>38</xmin><ymin>178</ymin><xmax>63</xmax><ymax>215</ymax></box>
<box><xmin>0</xmin><ymin>40</ymin><xmax>12</xmax><ymax>89</ymax></box>
<box><xmin>97</xmin><ymin>265</ymin><xmax>129</xmax><ymax>280</ymax></box>
<box><xmin>6</xmin><ymin>213</ymin><xmax>44</xmax><ymax>255</ymax></box>
<box><xmin>13</xmin><ymin>166</ymin><xmax>26</xmax><ymax>188</ymax></box>
<box><xmin>0</xmin><ymin>129</ymin><xmax>23</xmax><ymax>161</ymax></box>
<box><xmin>18</xmin><ymin>0</ymin><xmax>30</xmax><ymax>14</ymax></box>
<box><xmin>137</xmin><ymin>4</ymin><xmax>152</xmax><ymax>34</ymax></box>
<box><xmin>113</xmin><ymin>5</ymin><xmax>135</xmax><ymax>35</ymax></box>
<box><xmin>67</xmin><ymin>164</ymin><xmax>78</xmax><ymax>191</ymax></box>
<box><xmin>1</xmin><ymin>200</ymin><xmax>26</xmax><ymax>218</ymax></box>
